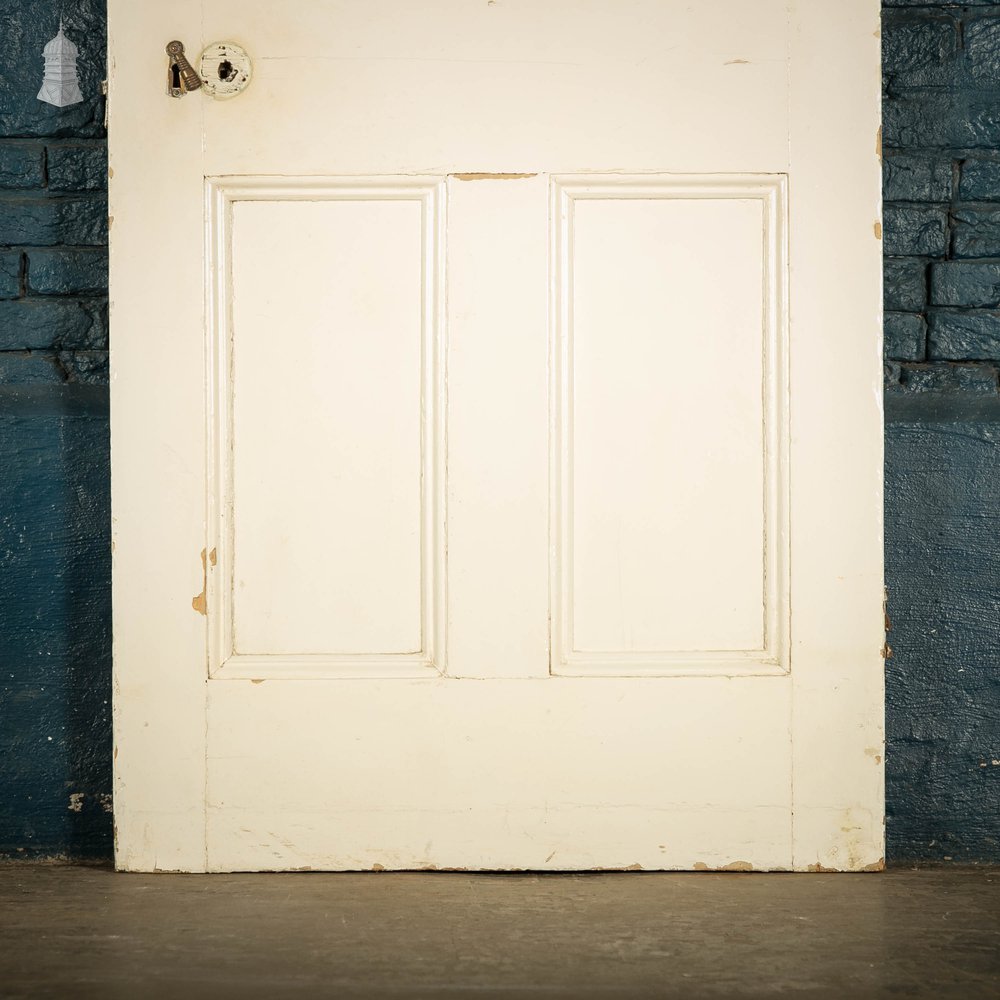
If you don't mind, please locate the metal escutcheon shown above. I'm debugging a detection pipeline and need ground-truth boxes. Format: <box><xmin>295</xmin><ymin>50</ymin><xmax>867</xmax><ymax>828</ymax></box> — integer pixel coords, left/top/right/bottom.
<box><xmin>166</xmin><ymin>40</ymin><xmax>202</xmax><ymax>98</ymax></box>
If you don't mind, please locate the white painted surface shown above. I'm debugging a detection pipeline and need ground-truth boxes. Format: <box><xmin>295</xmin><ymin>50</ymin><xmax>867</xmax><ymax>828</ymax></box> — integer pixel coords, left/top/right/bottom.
<box><xmin>231</xmin><ymin>198</ymin><xmax>424</xmax><ymax>657</ymax></box>
<box><xmin>110</xmin><ymin>0</ymin><xmax>884</xmax><ymax>872</ymax></box>
<box><xmin>552</xmin><ymin>176</ymin><xmax>787</xmax><ymax>675</ymax></box>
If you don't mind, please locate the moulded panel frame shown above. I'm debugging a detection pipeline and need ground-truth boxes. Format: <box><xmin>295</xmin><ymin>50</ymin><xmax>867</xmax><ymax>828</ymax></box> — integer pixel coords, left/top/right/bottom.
<box><xmin>549</xmin><ymin>174</ymin><xmax>790</xmax><ymax>678</ymax></box>
<box><xmin>204</xmin><ymin>176</ymin><xmax>447</xmax><ymax>680</ymax></box>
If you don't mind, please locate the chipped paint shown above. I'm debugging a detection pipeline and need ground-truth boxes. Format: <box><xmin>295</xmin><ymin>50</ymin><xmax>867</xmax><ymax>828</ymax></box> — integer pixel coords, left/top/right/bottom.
<box><xmin>191</xmin><ymin>548</ymin><xmax>208</xmax><ymax>616</ymax></box>
<box><xmin>724</xmin><ymin>58</ymin><xmax>750</xmax><ymax>65</ymax></box>
<box><xmin>67</xmin><ymin>792</ymin><xmax>85</xmax><ymax>813</ymax></box>
<box><xmin>874</xmin><ymin>221</ymin><xmax>882</xmax><ymax>240</ymax></box>
<box><xmin>875</xmin><ymin>125</ymin><xmax>882</xmax><ymax>163</ymax></box>
<box><xmin>693</xmin><ymin>860</ymin><xmax>753</xmax><ymax>872</ymax></box>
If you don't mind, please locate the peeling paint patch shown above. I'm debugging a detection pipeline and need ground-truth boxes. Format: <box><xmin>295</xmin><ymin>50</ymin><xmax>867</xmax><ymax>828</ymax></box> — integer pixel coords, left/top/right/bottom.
<box><xmin>192</xmin><ymin>548</ymin><xmax>208</xmax><ymax>616</ymax></box>
<box><xmin>862</xmin><ymin>858</ymin><xmax>885</xmax><ymax>872</ymax></box>
<box><xmin>719</xmin><ymin>860</ymin><xmax>753</xmax><ymax>872</ymax></box>
<box><xmin>874</xmin><ymin>221</ymin><xmax>883</xmax><ymax>240</ymax></box>
<box><xmin>624</xmin><ymin>863</ymin><xmax>643</xmax><ymax>871</ymax></box>
<box><xmin>807</xmin><ymin>862</ymin><xmax>839</xmax><ymax>873</ymax></box>
<box><xmin>67</xmin><ymin>792</ymin><xmax>84</xmax><ymax>813</ymax></box>
<box><xmin>370</xmin><ymin>863</ymin><xmax>386</xmax><ymax>872</ymax></box>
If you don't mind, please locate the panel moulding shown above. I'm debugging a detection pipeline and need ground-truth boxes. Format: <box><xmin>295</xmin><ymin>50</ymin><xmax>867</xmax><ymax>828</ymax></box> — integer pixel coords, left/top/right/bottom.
<box><xmin>549</xmin><ymin>174</ymin><xmax>790</xmax><ymax>677</ymax></box>
<box><xmin>204</xmin><ymin>177</ymin><xmax>446</xmax><ymax>680</ymax></box>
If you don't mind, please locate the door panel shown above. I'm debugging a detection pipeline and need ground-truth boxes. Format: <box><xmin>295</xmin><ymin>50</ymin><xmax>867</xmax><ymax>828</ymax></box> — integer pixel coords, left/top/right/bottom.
<box><xmin>206</xmin><ymin>178</ymin><xmax>446</xmax><ymax>678</ymax></box>
<box><xmin>230</xmin><ymin>197</ymin><xmax>425</xmax><ymax>659</ymax></box>
<box><xmin>110</xmin><ymin>0</ymin><xmax>884</xmax><ymax>872</ymax></box>
<box><xmin>553</xmin><ymin>176</ymin><xmax>787</xmax><ymax>674</ymax></box>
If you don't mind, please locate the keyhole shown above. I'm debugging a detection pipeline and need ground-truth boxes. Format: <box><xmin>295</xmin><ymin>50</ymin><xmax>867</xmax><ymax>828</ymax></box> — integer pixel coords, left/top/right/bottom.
<box><xmin>218</xmin><ymin>59</ymin><xmax>234</xmax><ymax>82</ymax></box>
<box><xmin>171</xmin><ymin>63</ymin><xmax>181</xmax><ymax>89</ymax></box>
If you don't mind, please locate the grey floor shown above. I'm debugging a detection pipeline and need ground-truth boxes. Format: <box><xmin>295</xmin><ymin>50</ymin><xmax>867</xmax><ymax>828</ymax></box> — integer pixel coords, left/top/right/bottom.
<box><xmin>1</xmin><ymin>866</ymin><xmax>998</xmax><ymax>999</ymax></box>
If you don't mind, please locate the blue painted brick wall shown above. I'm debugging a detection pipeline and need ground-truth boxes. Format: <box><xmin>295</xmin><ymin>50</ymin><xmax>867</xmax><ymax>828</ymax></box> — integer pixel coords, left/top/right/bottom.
<box><xmin>0</xmin><ymin>0</ymin><xmax>111</xmax><ymax>859</ymax></box>
<box><xmin>883</xmin><ymin>0</ymin><xmax>1000</xmax><ymax>862</ymax></box>
<box><xmin>1</xmin><ymin>0</ymin><xmax>998</xmax><ymax>863</ymax></box>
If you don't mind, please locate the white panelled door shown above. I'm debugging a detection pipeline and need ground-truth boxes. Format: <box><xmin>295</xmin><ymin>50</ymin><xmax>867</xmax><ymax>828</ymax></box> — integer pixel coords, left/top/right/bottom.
<box><xmin>110</xmin><ymin>1</ymin><xmax>884</xmax><ymax>872</ymax></box>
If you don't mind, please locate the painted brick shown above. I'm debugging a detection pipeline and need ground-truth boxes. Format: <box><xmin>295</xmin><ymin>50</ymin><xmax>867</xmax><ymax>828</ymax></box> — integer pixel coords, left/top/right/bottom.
<box><xmin>0</xmin><ymin>252</ymin><xmax>21</xmax><ymax>299</ymax></box>
<box><xmin>0</xmin><ymin>195</ymin><xmax>107</xmax><ymax>247</ymax></box>
<box><xmin>883</xmin><ymin>154</ymin><xmax>953</xmax><ymax>203</ymax></box>
<box><xmin>891</xmin><ymin>362</ymin><xmax>1000</xmax><ymax>394</ymax></box>
<box><xmin>884</xmin><ymin>93</ymin><xmax>1000</xmax><ymax>151</ymax></box>
<box><xmin>0</xmin><ymin>399</ymin><xmax>112</xmax><ymax>859</ymax></box>
<box><xmin>0</xmin><ymin>354</ymin><xmax>64</xmax><ymax>385</ymax></box>
<box><xmin>884</xmin><ymin>204</ymin><xmax>949</xmax><ymax>258</ymax></box>
<box><xmin>965</xmin><ymin>17</ymin><xmax>1000</xmax><ymax>84</ymax></box>
<box><xmin>0</xmin><ymin>299</ymin><xmax>107</xmax><ymax>352</ymax></box>
<box><xmin>46</xmin><ymin>144</ymin><xmax>107</xmax><ymax>192</ymax></box>
<box><xmin>885</xmin><ymin>258</ymin><xmax>927</xmax><ymax>312</ymax></box>
<box><xmin>27</xmin><ymin>249</ymin><xmax>108</xmax><ymax>295</ymax></box>
<box><xmin>931</xmin><ymin>262</ymin><xmax>1000</xmax><ymax>307</ymax></box>
<box><xmin>884</xmin><ymin>0</ymin><xmax>994</xmax><ymax>5</ymax></box>
<box><xmin>885</xmin><ymin>413</ymin><xmax>1000</xmax><ymax>862</ymax></box>
<box><xmin>958</xmin><ymin>158</ymin><xmax>1000</xmax><ymax>201</ymax></box>
<box><xmin>57</xmin><ymin>350</ymin><xmax>108</xmax><ymax>385</ymax></box>
<box><xmin>885</xmin><ymin>313</ymin><xmax>926</xmax><ymax>361</ymax></box>
<box><xmin>883</xmin><ymin>95</ymin><xmax>956</xmax><ymax>150</ymax></box>
<box><xmin>0</xmin><ymin>0</ymin><xmax>111</xmax><ymax>862</ymax></box>
<box><xmin>0</xmin><ymin>143</ymin><xmax>44</xmax><ymax>189</ymax></box>
<box><xmin>882</xmin><ymin>14</ymin><xmax>960</xmax><ymax>89</ymax></box>
<box><xmin>951</xmin><ymin>207</ymin><xmax>1000</xmax><ymax>258</ymax></box>
<box><xmin>929</xmin><ymin>311</ymin><xmax>1000</xmax><ymax>360</ymax></box>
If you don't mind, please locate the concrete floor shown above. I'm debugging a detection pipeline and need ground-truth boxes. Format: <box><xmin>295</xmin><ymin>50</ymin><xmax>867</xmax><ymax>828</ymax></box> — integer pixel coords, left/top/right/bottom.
<box><xmin>0</xmin><ymin>866</ymin><xmax>997</xmax><ymax>999</ymax></box>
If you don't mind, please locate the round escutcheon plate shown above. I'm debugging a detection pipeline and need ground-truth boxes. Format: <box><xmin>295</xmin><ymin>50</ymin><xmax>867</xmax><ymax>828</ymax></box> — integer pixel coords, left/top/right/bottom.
<box><xmin>200</xmin><ymin>42</ymin><xmax>252</xmax><ymax>99</ymax></box>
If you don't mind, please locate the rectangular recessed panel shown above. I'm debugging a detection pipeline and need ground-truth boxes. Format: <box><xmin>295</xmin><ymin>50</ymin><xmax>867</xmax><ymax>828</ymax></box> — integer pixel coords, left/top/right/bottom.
<box><xmin>208</xmin><ymin>180</ymin><xmax>445</xmax><ymax>675</ymax></box>
<box><xmin>551</xmin><ymin>177</ymin><xmax>787</xmax><ymax>675</ymax></box>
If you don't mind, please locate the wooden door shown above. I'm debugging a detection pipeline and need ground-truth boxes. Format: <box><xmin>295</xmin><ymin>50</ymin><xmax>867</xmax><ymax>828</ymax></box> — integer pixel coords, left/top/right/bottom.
<box><xmin>109</xmin><ymin>0</ymin><xmax>884</xmax><ymax>872</ymax></box>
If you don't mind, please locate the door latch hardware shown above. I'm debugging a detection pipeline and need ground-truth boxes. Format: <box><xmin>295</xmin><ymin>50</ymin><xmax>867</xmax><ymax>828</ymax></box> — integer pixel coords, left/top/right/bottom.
<box><xmin>199</xmin><ymin>42</ymin><xmax>252</xmax><ymax>99</ymax></box>
<box><xmin>166</xmin><ymin>40</ymin><xmax>202</xmax><ymax>98</ymax></box>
